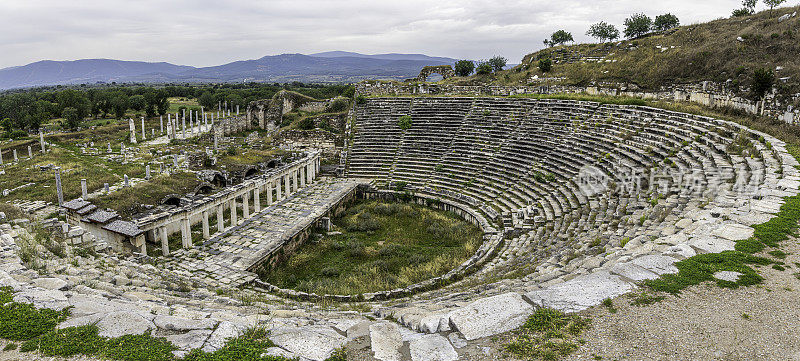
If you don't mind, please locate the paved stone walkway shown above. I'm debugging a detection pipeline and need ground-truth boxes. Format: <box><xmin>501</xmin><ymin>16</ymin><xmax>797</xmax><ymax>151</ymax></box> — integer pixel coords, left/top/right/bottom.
<box><xmin>163</xmin><ymin>178</ymin><xmax>363</xmax><ymax>288</ymax></box>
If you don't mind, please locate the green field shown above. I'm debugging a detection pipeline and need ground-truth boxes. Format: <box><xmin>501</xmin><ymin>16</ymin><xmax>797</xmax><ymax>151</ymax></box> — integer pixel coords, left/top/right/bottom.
<box><xmin>262</xmin><ymin>200</ymin><xmax>483</xmax><ymax>295</ymax></box>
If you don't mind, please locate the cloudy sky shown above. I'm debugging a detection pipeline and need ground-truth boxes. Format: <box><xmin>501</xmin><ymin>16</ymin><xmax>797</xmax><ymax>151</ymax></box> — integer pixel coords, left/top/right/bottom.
<box><xmin>0</xmin><ymin>0</ymin><xmax>760</xmax><ymax>69</ymax></box>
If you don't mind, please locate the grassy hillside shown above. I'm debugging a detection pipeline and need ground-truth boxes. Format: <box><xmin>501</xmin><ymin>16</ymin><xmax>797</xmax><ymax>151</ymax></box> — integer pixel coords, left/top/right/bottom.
<box><xmin>454</xmin><ymin>6</ymin><xmax>799</xmax><ymax>100</ymax></box>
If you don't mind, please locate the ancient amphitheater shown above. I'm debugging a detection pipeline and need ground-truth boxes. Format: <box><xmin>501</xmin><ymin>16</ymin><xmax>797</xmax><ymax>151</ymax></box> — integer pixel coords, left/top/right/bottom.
<box><xmin>1</xmin><ymin>94</ymin><xmax>798</xmax><ymax>361</ymax></box>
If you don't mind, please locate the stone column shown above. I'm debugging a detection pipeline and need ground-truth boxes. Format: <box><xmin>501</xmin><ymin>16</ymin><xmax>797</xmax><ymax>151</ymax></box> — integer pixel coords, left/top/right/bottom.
<box><xmin>160</xmin><ymin>116</ymin><xmax>164</xmax><ymax>134</ymax></box>
<box><xmin>145</xmin><ymin>165</ymin><xmax>151</xmax><ymax>180</ymax></box>
<box><xmin>13</xmin><ymin>149</ymin><xmax>17</xmax><ymax>162</ymax></box>
<box><xmin>243</xmin><ymin>190</ymin><xmax>250</xmax><ymax>219</ymax></box>
<box><xmin>160</xmin><ymin>227</ymin><xmax>169</xmax><ymax>256</ymax></box>
<box><xmin>129</xmin><ymin>118</ymin><xmax>137</xmax><ymax>143</ymax></box>
<box><xmin>181</xmin><ymin>218</ymin><xmax>191</xmax><ymax>248</ymax></box>
<box><xmin>0</xmin><ymin>148</ymin><xmax>3</xmax><ymax>165</ymax></box>
<box><xmin>55</xmin><ymin>167</ymin><xmax>64</xmax><ymax>206</ymax></box>
<box><xmin>141</xmin><ymin>117</ymin><xmax>146</xmax><ymax>140</ymax></box>
<box><xmin>230</xmin><ymin>198</ymin><xmax>238</xmax><ymax>226</ymax></box>
<box><xmin>139</xmin><ymin>237</ymin><xmax>147</xmax><ymax>256</ymax></box>
<box><xmin>202</xmin><ymin>210</ymin><xmax>210</xmax><ymax>239</ymax></box>
<box><xmin>104</xmin><ymin>183</ymin><xmax>109</xmax><ymax>194</ymax></box>
<box><xmin>300</xmin><ymin>165</ymin><xmax>306</xmax><ymax>188</ymax></box>
<box><xmin>123</xmin><ymin>174</ymin><xmax>129</xmax><ymax>187</ymax></box>
<box><xmin>182</xmin><ymin>115</ymin><xmax>186</xmax><ymax>139</ymax></box>
<box><xmin>254</xmin><ymin>186</ymin><xmax>261</xmax><ymax>213</ymax></box>
<box><xmin>39</xmin><ymin>131</ymin><xmax>45</xmax><ymax>153</ymax></box>
<box><xmin>292</xmin><ymin>168</ymin><xmax>300</xmax><ymax>192</ymax></box>
<box><xmin>267</xmin><ymin>182</ymin><xmax>273</xmax><ymax>205</ymax></box>
<box><xmin>217</xmin><ymin>205</ymin><xmax>224</xmax><ymax>232</ymax></box>
<box><xmin>81</xmin><ymin>179</ymin><xmax>87</xmax><ymax>199</ymax></box>
<box><xmin>27</xmin><ymin>146</ymin><xmax>32</xmax><ymax>159</ymax></box>
<box><xmin>283</xmin><ymin>173</ymin><xmax>290</xmax><ymax>199</ymax></box>
<box><xmin>276</xmin><ymin>178</ymin><xmax>282</xmax><ymax>201</ymax></box>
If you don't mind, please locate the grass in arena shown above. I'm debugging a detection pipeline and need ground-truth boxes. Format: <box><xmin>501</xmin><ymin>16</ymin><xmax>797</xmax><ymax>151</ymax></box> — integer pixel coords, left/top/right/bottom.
<box><xmin>262</xmin><ymin>199</ymin><xmax>483</xmax><ymax>295</ymax></box>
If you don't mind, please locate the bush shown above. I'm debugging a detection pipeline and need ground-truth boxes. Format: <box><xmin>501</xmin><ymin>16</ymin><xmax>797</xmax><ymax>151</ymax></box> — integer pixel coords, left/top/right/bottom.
<box><xmin>325</xmin><ymin>98</ymin><xmax>349</xmax><ymax>113</ymax></box>
<box><xmin>397</xmin><ymin>115</ymin><xmax>412</xmax><ymax>130</ymax></box>
<box><xmin>475</xmin><ymin>62</ymin><xmax>493</xmax><ymax>75</ymax></box>
<box><xmin>732</xmin><ymin>8</ymin><xmax>753</xmax><ymax>17</ymax></box>
<box><xmin>538</xmin><ymin>58</ymin><xmax>552</xmax><ymax>73</ymax></box>
<box><xmin>298</xmin><ymin>118</ymin><xmax>315</xmax><ymax>130</ymax></box>
<box><xmin>355</xmin><ymin>95</ymin><xmax>367</xmax><ymax>105</ymax></box>
<box><xmin>752</xmin><ymin>68</ymin><xmax>775</xmax><ymax>99</ymax></box>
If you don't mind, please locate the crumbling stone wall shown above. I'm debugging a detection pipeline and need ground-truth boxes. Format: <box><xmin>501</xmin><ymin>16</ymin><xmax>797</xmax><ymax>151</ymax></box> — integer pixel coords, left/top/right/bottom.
<box><xmin>417</xmin><ymin>65</ymin><xmax>455</xmax><ymax>82</ymax></box>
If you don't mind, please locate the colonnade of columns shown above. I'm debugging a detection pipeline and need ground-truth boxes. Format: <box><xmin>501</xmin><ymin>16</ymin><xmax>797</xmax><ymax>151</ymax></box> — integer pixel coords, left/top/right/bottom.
<box><xmin>147</xmin><ymin>156</ymin><xmax>321</xmax><ymax>256</ymax></box>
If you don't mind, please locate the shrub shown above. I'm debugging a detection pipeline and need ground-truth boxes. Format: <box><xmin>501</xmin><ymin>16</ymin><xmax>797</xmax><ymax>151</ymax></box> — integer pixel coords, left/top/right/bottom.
<box><xmin>325</xmin><ymin>98</ymin><xmax>349</xmax><ymax>113</ymax></box>
<box><xmin>475</xmin><ymin>62</ymin><xmax>493</xmax><ymax>75</ymax></box>
<box><xmin>752</xmin><ymin>68</ymin><xmax>775</xmax><ymax>99</ymax></box>
<box><xmin>355</xmin><ymin>95</ymin><xmax>367</xmax><ymax>105</ymax></box>
<box><xmin>298</xmin><ymin>118</ymin><xmax>315</xmax><ymax>130</ymax></box>
<box><xmin>538</xmin><ymin>58</ymin><xmax>552</xmax><ymax>73</ymax></box>
<box><xmin>397</xmin><ymin>115</ymin><xmax>412</xmax><ymax>130</ymax></box>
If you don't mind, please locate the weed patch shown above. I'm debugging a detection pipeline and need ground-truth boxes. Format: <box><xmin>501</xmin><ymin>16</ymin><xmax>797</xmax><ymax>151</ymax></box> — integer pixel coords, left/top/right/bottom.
<box><xmin>0</xmin><ymin>287</ymin><xmax>70</xmax><ymax>341</ymax></box>
<box><xmin>645</xmin><ymin>251</ymin><xmax>770</xmax><ymax>294</ymax></box>
<box><xmin>504</xmin><ymin>308</ymin><xmax>591</xmax><ymax>361</ymax></box>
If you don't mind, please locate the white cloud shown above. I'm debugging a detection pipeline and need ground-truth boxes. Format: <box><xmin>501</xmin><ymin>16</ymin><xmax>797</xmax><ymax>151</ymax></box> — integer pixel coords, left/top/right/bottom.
<box><xmin>0</xmin><ymin>0</ymin><xmax>746</xmax><ymax>69</ymax></box>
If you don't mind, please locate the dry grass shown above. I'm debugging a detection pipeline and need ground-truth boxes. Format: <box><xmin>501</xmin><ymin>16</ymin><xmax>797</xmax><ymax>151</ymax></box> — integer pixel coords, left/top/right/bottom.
<box><xmin>487</xmin><ymin>6</ymin><xmax>800</xmax><ymax>98</ymax></box>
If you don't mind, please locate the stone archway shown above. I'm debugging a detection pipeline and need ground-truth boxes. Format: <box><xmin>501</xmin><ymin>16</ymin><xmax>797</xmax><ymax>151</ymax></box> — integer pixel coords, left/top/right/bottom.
<box><xmin>417</xmin><ymin>65</ymin><xmax>456</xmax><ymax>82</ymax></box>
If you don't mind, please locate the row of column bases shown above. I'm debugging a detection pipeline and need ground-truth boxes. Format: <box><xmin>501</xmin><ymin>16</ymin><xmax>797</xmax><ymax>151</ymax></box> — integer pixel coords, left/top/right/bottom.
<box><xmin>148</xmin><ymin>158</ymin><xmax>320</xmax><ymax>256</ymax></box>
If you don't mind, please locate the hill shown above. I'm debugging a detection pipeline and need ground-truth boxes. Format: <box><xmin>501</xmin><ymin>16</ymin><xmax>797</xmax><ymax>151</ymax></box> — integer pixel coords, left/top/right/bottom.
<box><xmin>458</xmin><ymin>6</ymin><xmax>799</xmax><ymax>99</ymax></box>
<box><xmin>0</xmin><ymin>52</ymin><xmax>458</xmax><ymax>90</ymax></box>
<box><xmin>0</xmin><ymin>59</ymin><xmax>194</xmax><ymax>90</ymax></box>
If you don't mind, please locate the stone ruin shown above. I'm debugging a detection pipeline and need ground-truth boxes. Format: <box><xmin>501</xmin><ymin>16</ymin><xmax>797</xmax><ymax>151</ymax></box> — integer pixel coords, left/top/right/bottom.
<box><xmin>1</xmin><ymin>94</ymin><xmax>799</xmax><ymax>360</ymax></box>
<box><xmin>416</xmin><ymin>65</ymin><xmax>456</xmax><ymax>82</ymax></box>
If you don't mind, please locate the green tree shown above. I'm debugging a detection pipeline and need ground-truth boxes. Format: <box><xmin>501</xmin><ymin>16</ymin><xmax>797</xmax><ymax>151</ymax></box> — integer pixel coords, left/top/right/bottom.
<box><xmin>454</xmin><ymin>60</ymin><xmax>475</xmax><ymax>76</ymax></box>
<box><xmin>128</xmin><ymin>95</ymin><xmax>146</xmax><ymax>112</ymax></box>
<box><xmin>156</xmin><ymin>89</ymin><xmax>170</xmax><ymax>115</ymax></box>
<box><xmin>61</xmin><ymin>107</ymin><xmax>81</xmax><ymax>129</ymax></box>
<box><xmin>549</xmin><ymin>30</ymin><xmax>574</xmax><ymax>46</ymax></box>
<box><xmin>111</xmin><ymin>95</ymin><xmax>128</xmax><ymax>119</ymax></box>
<box><xmin>475</xmin><ymin>62</ymin><xmax>493</xmax><ymax>75</ymax></box>
<box><xmin>764</xmin><ymin>0</ymin><xmax>786</xmax><ymax>10</ymax></box>
<box><xmin>586</xmin><ymin>21</ymin><xmax>620</xmax><ymax>42</ymax></box>
<box><xmin>488</xmin><ymin>56</ymin><xmax>508</xmax><ymax>72</ymax></box>
<box><xmin>56</xmin><ymin>89</ymin><xmax>89</xmax><ymax>119</ymax></box>
<box><xmin>752</xmin><ymin>68</ymin><xmax>775</xmax><ymax>99</ymax></box>
<box><xmin>653</xmin><ymin>13</ymin><xmax>680</xmax><ymax>32</ymax></box>
<box><xmin>198</xmin><ymin>92</ymin><xmax>215</xmax><ymax>109</ymax></box>
<box><xmin>624</xmin><ymin>13</ymin><xmax>653</xmax><ymax>38</ymax></box>
<box><xmin>538</xmin><ymin>58</ymin><xmax>552</xmax><ymax>73</ymax></box>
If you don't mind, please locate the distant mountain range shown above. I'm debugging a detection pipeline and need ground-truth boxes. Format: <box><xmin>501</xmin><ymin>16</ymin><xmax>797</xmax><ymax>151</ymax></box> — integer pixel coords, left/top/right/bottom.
<box><xmin>0</xmin><ymin>52</ymin><xmax>461</xmax><ymax>90</ymax></box>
